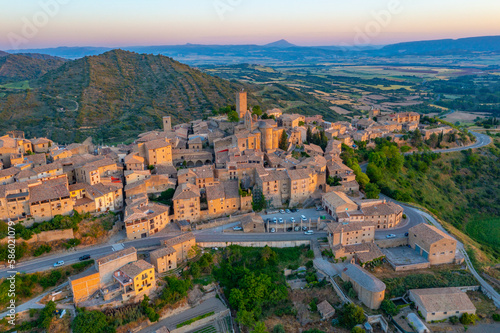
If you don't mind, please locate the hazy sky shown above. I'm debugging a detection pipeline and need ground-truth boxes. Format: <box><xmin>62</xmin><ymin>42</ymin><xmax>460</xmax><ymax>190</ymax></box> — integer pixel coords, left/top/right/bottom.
<box><xmin>1</xmin><ymin>0</ymin><xmax>499</xmax><ymax>50</ymax></box>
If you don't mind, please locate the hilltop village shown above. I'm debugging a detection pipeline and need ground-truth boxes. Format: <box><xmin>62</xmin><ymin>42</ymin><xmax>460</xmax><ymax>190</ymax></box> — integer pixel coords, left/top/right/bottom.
<box><xmin>1</xmin><ymin>90</ymin><xmax>487</xmax><ymax>333</ymax></box>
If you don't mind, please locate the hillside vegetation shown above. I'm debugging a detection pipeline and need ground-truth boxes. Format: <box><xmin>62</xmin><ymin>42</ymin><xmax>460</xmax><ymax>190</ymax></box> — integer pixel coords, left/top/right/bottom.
<box><xmin>0</xmin><ymin>50</ymin><xmax>341</xmax><ymax>143</ymax></box>
<box><xmin>365</xmin><ymin>137</ymin><xmax>500</xmax><ymax>261</ymax></box>
<box><xmin>0</xmin><ymin>53</ymin><xmax>65</xmax><ymax>84</ymax></box>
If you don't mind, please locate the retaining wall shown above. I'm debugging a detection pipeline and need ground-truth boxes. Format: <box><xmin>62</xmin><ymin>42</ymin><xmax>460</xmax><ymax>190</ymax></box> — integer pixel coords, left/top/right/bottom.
<box><xmin>198</xmin><ymin>240</ymin><xmax>310</xmax><ymax>248</ymax></box>
<box><xmin>0</xmin><ymin>228</ymin><xmax>74</xmax><ymax>244</ymax></box>
<box><xmin>375</xmin><ymin>237</ymin><xmax>408</xmax><ymax>248</ymax></box>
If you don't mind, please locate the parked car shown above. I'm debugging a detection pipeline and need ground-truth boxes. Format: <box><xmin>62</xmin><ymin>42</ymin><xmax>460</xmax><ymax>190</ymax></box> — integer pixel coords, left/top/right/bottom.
<box><xmin>233</xmin><ymin>226</ymin><xmax>243</xmax><ymax>231</ymax></box>
<box><xmin>290</xmin><ymin>217</ymin><xmax>296</xmax><ymax>223</ymax></box>
<box><xmin>301</xmin><ymin>215</ymin><xmax>307</xmax><ymax>221</ymax></box>
<box><xmin>304</xmin><ymin>230</ymin><xmax>314</xmax><ymax>235</ymax></box>
<box><xmin>404</xmin><ymin>232</ymin><xmax>409</xmax><ymax>237</ymax></box>
<box><xmin>287</xmin><ymin>227</ymin><xmax>293</xmax><ymax>232</ymax></box>
<box><xmin>53</xmin><ymin>261</ymin><xmax>64</xmax><ymax>267</ymax></box>
<box><xmin>278</xmin><ymin>218</ymin><xmax>284</xmax><ymax>224</ymax></box>
<box><xmin>285</xmin><ymin>209</ymin><xmax>291</xmax><ymax>214</ymax></box>
<box><xmin>270</xmin><ymin>228</ymin><xmax>276</xmax><ymax>233</ymax></box>
<box><xmin>290</xmin><ymin>208</ymin><xmax>298</xmax><ymax>213</ymax></box>
<box><xmin>272</xmin><ymin>217</ymin><xmax>277</xmax><ymax>223</ymax></box>
<box><xmin>386</xmin><ymin>234</ymin><xmax>396</xmax><ymax>239</ymax></box>
<box><xmin>316</xmin><ymin>205</ymin><xmax>323</xmax><ymax>211</ymax></box>
<box><xmin>294</xmin><ymin>226</ymin><xmax>300</xmax><ymax>231</ymax></box>
<box><xmin>302</xmin><ymin>226</ymin><xmax>308</xmax><ymax>231</ymax></box>
<box><xmin>79</xmin><ymin>254</ymin><xmax>91</xmax><ymax>261</ymax></box>
<box><xmin>280</xmin><ymin>209</ymin><xmax>286</xmax><ymax>214</ymax></box>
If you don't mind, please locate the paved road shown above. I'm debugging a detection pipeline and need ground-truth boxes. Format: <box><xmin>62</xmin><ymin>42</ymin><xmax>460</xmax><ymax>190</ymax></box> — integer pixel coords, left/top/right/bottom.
<box><xmin>139</xmin><ymin>297</ymin><xmax>227</xmax><ymax>333</ymax></box>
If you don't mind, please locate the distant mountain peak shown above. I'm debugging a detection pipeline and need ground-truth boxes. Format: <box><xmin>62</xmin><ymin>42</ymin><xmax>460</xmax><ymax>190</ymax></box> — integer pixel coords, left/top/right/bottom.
<box><xmin>264</xmin><ymin>39</ymin><xmax>295</xmax><ymax>48</ymax></box>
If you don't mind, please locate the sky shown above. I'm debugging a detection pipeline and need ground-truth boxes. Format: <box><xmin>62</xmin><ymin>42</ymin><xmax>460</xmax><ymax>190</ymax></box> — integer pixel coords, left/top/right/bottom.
<box><xmin>1</xmin><ymin>0</ymin><xmax>500</xmax><ymax>50</ymax></box>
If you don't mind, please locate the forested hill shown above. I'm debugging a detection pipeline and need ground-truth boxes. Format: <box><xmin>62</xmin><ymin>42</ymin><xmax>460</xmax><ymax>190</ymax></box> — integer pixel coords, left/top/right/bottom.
<box><xmin>0</xmin><ymin>49</ymin><xmax>340</xmax><ymax>143</ymax></box>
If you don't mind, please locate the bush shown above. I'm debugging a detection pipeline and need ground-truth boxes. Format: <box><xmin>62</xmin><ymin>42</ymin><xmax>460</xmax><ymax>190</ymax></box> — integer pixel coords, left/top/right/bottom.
<box><xmin>309</xmin><ymin>298</ymin><xmax>318</xmax><ymax>312</ymax></box>
<box><xmin>449</xmin><ymin>315</ymin><xmax>459</xmax><ymax>324</ymax></box>
<box><xmin>305</xmin><ymin>260</ymin><xmax>314</xmax><ymax>269</ymax></box>
<box><xmin>381</xmin><ymin>299</ymin><xmax>399</xmax><ymax>316</ymax></box>
<box><xmin>272</xmin><ymin>324</ymin><xmax>285</xmax><ymax>333</ymax></box>
<box><xmin>39</xmin><ymin>270</ymin><xmax>62</xmax><ymax>288</ymax></box>
<box><xmin>33</xmin><ymin>244</ymin><xmax>52</xmax><ymax>257</ymax></box>
<box><xmin>492</xmin><ymin>313</ymin><xmax>500</xmax><ymax>321</ymax></box>
<box><xmin>72</xmin><ymin>309</ymin><xmax>115</xmax><ymax>333</ymax></box>
<box><xmin>160</xmin><ymin>276</ymin><xmax>192</xmax><ymax>304</ymax></box>
<box><xmin>351</xmin><ymin>327</ymin><xmax>365</xmax><ymax>333</ymax></box>
<box><xmin>305</xmin><ymin>250</ymin><xmax>314</xmax><ymax>258</ymax></box>
<box><xmin>460</xmin><ymin>313</ymin><xmax>479</xmax><ymax>325</ymax></box>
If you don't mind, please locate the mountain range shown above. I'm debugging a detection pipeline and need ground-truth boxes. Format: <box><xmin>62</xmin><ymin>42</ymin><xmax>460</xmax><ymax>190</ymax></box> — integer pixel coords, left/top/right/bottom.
<box><xmin>5</xmin><ymin>35</ymin><xmax>500</xmax><ymax>64</ymax></box>
<box><xmin>0</xmin><ymin>50</ymin><xmax>338</xmax><ymax>143</ymax></box>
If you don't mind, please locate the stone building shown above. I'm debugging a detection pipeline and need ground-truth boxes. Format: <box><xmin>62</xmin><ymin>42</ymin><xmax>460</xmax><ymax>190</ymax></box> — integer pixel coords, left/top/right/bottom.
<box><xmin>150</xmin><ymin>246</ymin><xmax>177</xmax><ymax>273</ymax></box>
<box><xmin>68</xmin><ymin>267</ymin><xmax>100</xmax><ymax>304</ymax></box>
<box><xmin>172</xmin><ymin>183</ymin><xmax>201</xmax><ymax>222</ymax></box>
<box><xmin>409</xmin><ymin>287</ymin><xmax>476</xmax><ymax>322</ymax></box>
<box><xmin>161</xmin><ymin>232</ymin><xmax>196</xmax><ymax>263</ymax></box>
<box><xmin>113</xmin><ymin>260</ymin><xmax>155</xmax><ymax>301</ymax></box>
<box><xmin>408</xmin><ymin>223</ymin><xmax>457</xmax><ymax>265</ymax></box>
<box><xmin>341</xmin><ymin>264</ymin><xmax>385</xmax><ymax>309</ymax></box>
<box><xmin>95</xmin><ymin>247</ymin><xmax>138</xmax><ymax>286</ymax></box>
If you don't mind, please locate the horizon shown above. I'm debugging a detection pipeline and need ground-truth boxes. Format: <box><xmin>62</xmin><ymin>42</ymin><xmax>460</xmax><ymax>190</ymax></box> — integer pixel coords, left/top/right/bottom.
<box><xmin>4</xmin><ymin>34</ymin><xmax>500</xmax><ymax>53</ymax></box>
<box><xmin>2</xmin><ymin>0</ymin><xmax>500</xmax><ymax>50</ymax></box>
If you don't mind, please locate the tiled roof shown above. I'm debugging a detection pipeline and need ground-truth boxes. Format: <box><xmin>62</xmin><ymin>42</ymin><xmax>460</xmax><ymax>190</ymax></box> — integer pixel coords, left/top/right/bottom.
<box><xmin>119</xmin><ymin>259</ymin><xmax>153</xmax><ymax>279</ymax></box>
<box><xmin>173</xmin><ymin>183</ymin><xmax>200</xmax><ymax>201</ymax></box>
<box><xmin>206</xmin><ymin>183</ymin><xmax>225</xmax><ymax>201</ymax></box>
<box><xmin>322</xmin><ymin>191</ymin><xmax>356</xmax><ymax>209</ymax></box>
<box><xmin>96</xmin><ymin>247</ymin><xmax>137</xmax><ymax>266</ymax></box>
<box><xmin>29</xmin><ymin>183</ymin><xmax>69</xmax><ymax>203</ymax></box>
<box><xmin>144</xmin><ymin>139</ymin><xmax>170</xmax><ymax>151</ymax></box>
<box><xmin>410</xmin><ymin>287</ymin><xmax>476</xmax><ymax>313</ymax></box>
<box><xmin>162</xmin><ymin>232</ymin><xmax>195</xmax><ymax>247</ymax></box>
<box><xmin>150</xmin><ymin>246</ymin><xmax>176</xmax><ymax>260</ymax></box>
<box><xmin>361</xmin><ymin>202</ymin><xmax>403</xmax><ymax>217</ymax></box>
<box><xmin>409</xmin><ymin>223</ymin><xmax>456</xmax><ymax>244</ymax></box>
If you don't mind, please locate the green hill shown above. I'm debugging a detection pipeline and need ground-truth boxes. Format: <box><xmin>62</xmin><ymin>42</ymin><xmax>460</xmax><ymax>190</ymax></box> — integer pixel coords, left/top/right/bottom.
<box><xmin>0</xmin><ymin>53</ymin><xmax>65</xmax><ymax>84</ymax></box>
<box><xmin>0</xmin><ymin>50</ymin><xmax>340</xmax><ymax>143</ymax></box>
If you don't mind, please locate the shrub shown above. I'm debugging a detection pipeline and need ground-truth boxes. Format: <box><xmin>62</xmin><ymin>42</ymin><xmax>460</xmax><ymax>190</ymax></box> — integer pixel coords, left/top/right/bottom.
<box><xmin>381</xmin><ymin>299</ymin><xmax>399</xmax><ymax>316</ymax></box>
<box><xmin>460</xmin><ymin>313</ymin><xmax>479</xmax><ymax>325</ymax></box>
<box><xmin>492</xmin><ymin>313</ymin><xmax>500</xmax><ymax>321</ymax></box>
<box><xmin>33</xmin><ymin>244</ymin><xmax>52</xmax><ymax>257</ymax></box>
<box><xmin>339</xmin><ymin>303</ymin><xmax>366</xmax><ymax>329</ymax></box>
<box><xmin>305</xmin><ymin>260</ymin><xmax>314</xmax><ymax>269</ymax></box>
<box><xmin>351</xmin><ymin>327</ymin><xmax>366</xmax><ymax>333</ymax></box>
<box><xmin>272</xmin><ymin>324</ymin><xmax>285</xmax><ymax>333</ymax></box>
<box><xmin>306</xmin><ymin>250</ymin><xmax>315</xmax><ymax>258</ymax></box>
<box><xmin>449</xmin><ymin>315</ymin><xmax>459</xmax><ymax>324</ymax></box>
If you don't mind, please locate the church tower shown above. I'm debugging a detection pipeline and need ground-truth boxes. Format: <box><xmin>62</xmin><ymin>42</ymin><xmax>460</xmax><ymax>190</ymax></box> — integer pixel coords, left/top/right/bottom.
<box><xmin>163</xmin><ymin>116</ymin><xmax>172</xmax><ymax>132</ymax></box>
<box><xmin>236</xmin><ymin>90</ymin><xmax>248</xmax><ymax>120</ymax></box>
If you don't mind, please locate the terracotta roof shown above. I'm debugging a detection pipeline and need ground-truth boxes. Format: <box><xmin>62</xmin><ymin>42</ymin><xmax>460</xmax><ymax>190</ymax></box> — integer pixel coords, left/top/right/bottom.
<box><xmin>287</xmin><ymin>169</ymin><xmax>311</xmax><ymax>181</ymax></box>
<box><xmin>162</xmin><ymin>232</ymin><xmax>195</xmax><ymax>247</ymax></box>
<box><xmin>96</xmin><ymin>247</ymin><xmax>137</xmax><ymax>266</ymax></box>
<box><xmin>327</xmin><ymin>222</ymin><xmax>374</xmax><ymax>234</ymax></box>
<box><xmin>145</xmin><ymin>139</ymin><xmax>170</xmax><ymax>151</ymax></box>
<box><xmin>361</xmin><ymin>202</ymin><xmax>403</xmax><ymax>217</ymax></box>
<box><xmin>0</xmin><ymin>167</ymin><xmax>20</xmax><ymax>179</ymax></box>
<box><xmin>119</xmin><ymin>259</ymin><xmax>153</xmax><ymax>279</ymax></box>
<box><xmin>29</xmin><ymin>183</ymin><xmax>69</xmax><ymax>203</ymax></box>
<box><xmin>322</xmin><ymin>191</ymin><xmax>357</xmax><ymax>209</ymax></box>
<box><xmin>150</xmin><ymin>246</ymin><xmax>176</xmax><ymax>260</ymax></box>
<box><xmin>410</xmin><ymin>287</ymin><xmax>476</xmax><ymax>313</ymax></box>
<box><xmin>409</xmin><ymin>223</ymin><xmax>456</xmax><ymax>244</ymax></box>
<box><xmin>206</xmin><ymin>183</ymin><xmax>225</xmax><ymax>201</ymax></box>
<box><xmin>173</xmin><ymin>183</ymin><xmax>200</xmax><ymax>201</ymax></box>
<box><xmin>31</xmin><ymin>137</ymin><xmax>52</xmax><ymax>145</ymax></box>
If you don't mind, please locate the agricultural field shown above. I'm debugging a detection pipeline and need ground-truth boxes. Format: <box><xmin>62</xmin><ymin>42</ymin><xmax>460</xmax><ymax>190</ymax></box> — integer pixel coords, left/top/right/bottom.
<box><xmin>0</xmin><ymin>80</ymin><xmax>30</xmax><ymax>89</ymax></box>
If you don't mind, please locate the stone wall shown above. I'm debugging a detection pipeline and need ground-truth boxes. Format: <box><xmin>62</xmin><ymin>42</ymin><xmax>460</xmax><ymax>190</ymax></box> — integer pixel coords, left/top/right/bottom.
<box><xmin>375</xmin><ymin>237</ymin><xmax>408</xmax><ymax>248</ymax></box>
<box><xmin>198</xmin><ymin>240</ymin><xmax>310</xmax><ymax>248</ymax></box>
<box><xmin>194</xmin><ymin>212</ymin><xmax>255</xmax><ymax>230</ymax></box>
<box><xmin>390</xmin><ymin>261</ymin><xmax>430</xmax><ymax>272</ymax></box>
<box><xmin>0</xmin><ymin>228</ymin><xmax>74</xmax><ymax>244</ymax></box>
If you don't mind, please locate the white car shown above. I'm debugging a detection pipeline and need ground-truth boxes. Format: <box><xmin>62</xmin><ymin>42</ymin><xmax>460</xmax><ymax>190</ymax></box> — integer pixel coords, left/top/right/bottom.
<box><xmin>270</xmin><ymin>228</ymin><xmax>276</xmax><ymax>233</ymax></box>
<box><xmin>386</xmin><ymin>234</ymin><xmax>396</xmax><ymax>239</ymax></box>
<box><xmin>301</xmin><ymin>215</ymin><xmax>307</xmax><ymax>221</ymax></box>
<box><xmin>285</xmin><ymin>209</ymin><xmax>291</xmax><ymax>214</ymax></box>
<box><xmin>279</xmin><ymin>209</ymin><xmax>285</xmax><ymax>214</ymax></box>
<box><xmin>290</xmin><ymin>217</ymin><xmax>295</xmax><ymax>223</ymax></box>
<box><xmin>278</xmin><ymin>218</ymin><xmax>284</xmax><ymax>224</ymax></box>
<box><xmin>233</xmin><ymin>226</ymin><xmax>243</xmax><ymax>231</ymax></box>
<box><xmin>272</xmin><ymin>217</ymin><xmax>277</xmax><ymax>223</ymax></box>
<box><xmin>53</xmin><ymin>261</ymin><xmax>64</xmax><ymax>267</ymax></box>
<box><xmin>304</xmin><ymin>230</ymin><xmax>314</xmax><ymax>235</ymax></box>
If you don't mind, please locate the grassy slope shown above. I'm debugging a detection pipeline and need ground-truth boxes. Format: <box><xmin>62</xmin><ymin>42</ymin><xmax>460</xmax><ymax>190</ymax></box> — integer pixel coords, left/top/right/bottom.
<box><xmin>379</xmin><ymin>137</ymin><xmax>500</xmax><ymax>264</ymax></box>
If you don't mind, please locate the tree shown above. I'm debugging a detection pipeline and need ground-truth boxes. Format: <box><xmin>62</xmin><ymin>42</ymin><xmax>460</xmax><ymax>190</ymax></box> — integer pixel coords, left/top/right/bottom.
<box><xmin>298</xmin><ymin>121</ymin><xmax>305</xmax><ymax>126</ymax></box>
<box><xmin>189</xmin><ymin>262</ymin><xmax>201</xmax><ymax>279</ymax></box>
<box><xmin>237</xmin><ymin>309</ymin><xmax>256</xmax><ymax>328</ymax></box>
<box><xmin>351</xmin><ymin>327</ymin><xmax>366</xmax><ymax>333</ymax></box>
<box><xmin>339</xmin><ymin>303</ymin><xmax>366</xmax><ymax>329</ymax></box>
<box><xmin>38</xmin><ymin>301</ymin><xmax>56</xmax><ymax>329</ymax></box>
<box><xmin>306</xmin><ymin>126</ymin><xmax>312</xmax><ymax>144</ymax></box>
<box><xmin>228</xmin><ymin>110</ymin><xmax>239</xmax><ymax>122</ymax></box>
<box><xmin>366</xmin><ymin>164</ymin><xmax>382</xmax><ymax>183</ymax></box>
<box><xmin>156</xmin><ymin>188</ymin><xmax>175</xmax><ymax>206</ymax></box>
<box><xmin>252</xmin><ymin>105</ymin><xmax>263</xmax><ymax>117</ymax></box>
<box><xmin>279</xmin><ymin>130</ymin><xmax>288</xmax><ymax>150</ymax></box>
<box><xmin>251</xmin><ymin>321</ymin><xmax>269</xmax><ymax>333</ymax></box>
<box><xmin>72</xmin><ymin>310</ymin><xmax>115</xmax><ymax>333</ymax></box>
<box><xmin>380</xmin><ymin>299</ymin><xmax>398</xmax><ymax>316</ymax></box>
<box><xmin>364</xmin><ymin>183</ymin><xmax>380</xmax><ymax>199</ymax></box>
<box><xmin>327</xmin><ymin>176</ymin><xmax>342</xmax><ymax>186</ymax></box>
<box><xmin>273</xmin><ymin>324</ymin><xmax>286</xmax><ymax>333</ymax></box>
